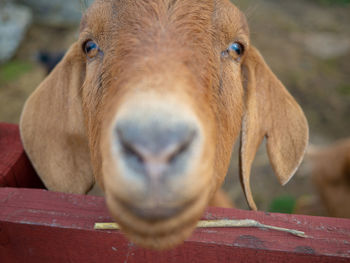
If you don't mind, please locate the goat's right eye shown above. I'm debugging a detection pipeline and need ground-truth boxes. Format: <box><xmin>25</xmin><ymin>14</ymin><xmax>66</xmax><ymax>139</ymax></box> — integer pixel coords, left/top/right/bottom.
<box><xmin>83</xmin><ymin>40</ymin><xmax>99</xmax><ymax>59</ymax></box>
<box><xmin>221</xmin><ymin>41</ymin><xmax>245</xmax><ymax>62</ymax></box>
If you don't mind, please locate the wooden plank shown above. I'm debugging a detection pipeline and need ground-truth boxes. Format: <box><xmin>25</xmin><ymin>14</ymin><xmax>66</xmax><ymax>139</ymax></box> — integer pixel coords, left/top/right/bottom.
<box><xmin>0</xmin><ymin>187</ymin><xmax>349</xmax><ymax>262</ymax></box>
<box><xmin>0</xmin><ymin>123</ymin><xmax>44</xmax><ymax>189</ymax></box>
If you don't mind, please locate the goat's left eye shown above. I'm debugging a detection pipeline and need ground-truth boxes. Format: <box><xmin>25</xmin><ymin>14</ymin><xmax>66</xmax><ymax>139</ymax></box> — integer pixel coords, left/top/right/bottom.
<box><xmin>222</xmin><ymin>42</ymin><xmax>245</xmax><ymax>61</ymax></box>
<box><xmin>229</xmin><ymin>43</ymin><xmax>244</xmax><ymax>56</ymax></box>
<box><xmin>83</xmin><ymin>40</ymin><xmax>100</xmax><ymax>59</ymax></box>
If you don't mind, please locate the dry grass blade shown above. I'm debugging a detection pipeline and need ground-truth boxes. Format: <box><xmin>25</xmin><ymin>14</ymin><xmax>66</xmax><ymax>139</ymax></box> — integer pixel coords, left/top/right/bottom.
<box><xmin>197</xmin><ymin>219</ymin><xmax>307</xmax><ymax>238</ymax></box>
<box><xmin>94</xmin><ymin>219</ymin><xmax>306</xmax><ymax>238</ymax></box>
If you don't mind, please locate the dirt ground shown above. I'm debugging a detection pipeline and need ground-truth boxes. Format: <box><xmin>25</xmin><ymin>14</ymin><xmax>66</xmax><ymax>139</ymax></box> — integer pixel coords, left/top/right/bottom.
<box><xmin>0</xmin><ymin>0</ymin><xmax>349</xmax><ymax>216</ymax></box>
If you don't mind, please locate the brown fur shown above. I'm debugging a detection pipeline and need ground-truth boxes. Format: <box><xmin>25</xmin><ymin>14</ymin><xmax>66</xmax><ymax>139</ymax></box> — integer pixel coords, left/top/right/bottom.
<box><xmin>309</xmin><ymin>139</ymin><xmax>350</xmax><ymax>218</ymax></box>
<box><xmin>20</xmin><ymin>0</ymin><xmax>308</xmax><ymax>249</ymax></box>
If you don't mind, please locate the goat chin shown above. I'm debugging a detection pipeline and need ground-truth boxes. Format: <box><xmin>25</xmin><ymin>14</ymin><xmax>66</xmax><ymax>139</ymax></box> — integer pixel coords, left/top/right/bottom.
<box><xmin>105</xmin><ymin>187</ymin><xmax>211</xmax><ymax>250</ymax></box>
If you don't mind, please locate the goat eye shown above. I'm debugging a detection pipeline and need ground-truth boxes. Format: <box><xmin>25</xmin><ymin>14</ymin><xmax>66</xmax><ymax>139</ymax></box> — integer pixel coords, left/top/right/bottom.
<box><xmin>222</xmin><ymin>42</ymin><xmax>245</xmax><ymax>61</ymax></box>
<box><xmin>229</xmin><ymin>42</ymin><xmax>244</xmax><ymax>56</ymax></box>
<box><xmin>83</xmin><ymin>40</ymin><xmax>99</xmax><ymax>59</ymax></box>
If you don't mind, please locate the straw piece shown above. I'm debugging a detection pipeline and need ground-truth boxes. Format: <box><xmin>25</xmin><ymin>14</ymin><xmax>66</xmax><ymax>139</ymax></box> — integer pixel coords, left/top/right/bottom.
<box><xmin>94</xmin><ymin>219</ymin><xmax>306</xmax><ymax>238</ymax></box>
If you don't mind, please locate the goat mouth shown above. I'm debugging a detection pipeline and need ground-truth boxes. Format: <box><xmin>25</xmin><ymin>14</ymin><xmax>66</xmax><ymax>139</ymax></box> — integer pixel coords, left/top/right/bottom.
<box><xmin>115</xmin><ymin>194</ymin><xmax>196</xmax><ymax>222</ymax></box>
<box><xmin>105</xmin><ymin>189</ymin><xmax>210</xmax><ymax>249</ymax></box>
<box><xmin>123</xmin><ymin>200</ymin><xmax>195</xmax><ymax>222</ymax></box>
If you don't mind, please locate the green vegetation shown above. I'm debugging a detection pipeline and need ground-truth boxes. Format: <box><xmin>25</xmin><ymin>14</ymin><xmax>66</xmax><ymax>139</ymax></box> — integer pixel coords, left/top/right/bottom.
<box><xmin>0</xmin><ymin>60</ymin><xmax>33</xmax><ymax>83</ymax></box>
<box><xmin>269</xmin><ymin>196</ymin><xmax>296</xmax><ymax>214</ymax></box>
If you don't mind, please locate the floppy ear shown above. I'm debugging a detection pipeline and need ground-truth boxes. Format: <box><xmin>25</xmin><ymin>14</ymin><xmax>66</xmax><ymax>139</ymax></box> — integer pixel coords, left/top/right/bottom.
<box><xmin>239</xmin><ymin>46</ymin><xmax>309</xmax><ymax>210</ymax></box>
<box><xmin>20</xmin><ymin>42</ymin><xmax>94</xmax><ymax>194</ymax></box>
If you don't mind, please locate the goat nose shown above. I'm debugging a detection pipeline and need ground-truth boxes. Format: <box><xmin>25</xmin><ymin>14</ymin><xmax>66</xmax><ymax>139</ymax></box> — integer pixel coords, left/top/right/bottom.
<box><xmin>115</xmin><ymin>121</ymin><xmax>197</xmax><ymax>179</ymax></box>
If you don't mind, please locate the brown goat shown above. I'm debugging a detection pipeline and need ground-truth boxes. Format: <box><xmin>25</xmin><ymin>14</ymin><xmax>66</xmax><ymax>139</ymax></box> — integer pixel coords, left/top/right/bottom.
<box><xmin>20</xmin><ymin>0</ymin><xmax>308</xmax><ymax>249</ymax></box>
<box><xmin>309</xmin><ymin>139</ymin><xmax>350</xmax><ymax>218</ymax></box>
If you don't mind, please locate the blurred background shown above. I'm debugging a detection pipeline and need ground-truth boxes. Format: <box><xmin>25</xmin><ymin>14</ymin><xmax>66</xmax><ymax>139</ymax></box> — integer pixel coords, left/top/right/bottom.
<box><xmin>0</xmin><ymin>0</ymin><xmax>349</xmax><ymax>217</ymax></box>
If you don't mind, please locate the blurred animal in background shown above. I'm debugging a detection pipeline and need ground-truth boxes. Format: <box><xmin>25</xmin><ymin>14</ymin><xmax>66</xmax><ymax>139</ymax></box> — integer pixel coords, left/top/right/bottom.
<box><xmin>36</xmin><ymin>51</ymin><xmax>65</xmax><ymax>74</ymax></box>
<box><xmin>20</xmin><ymin>0</ymin><xmax>308</xmax><ymax>250</ymax></box>
<box><xmin>308</xmin><ymin>139</ymin><xmax>350</xmax><ymax>218</ymax></box>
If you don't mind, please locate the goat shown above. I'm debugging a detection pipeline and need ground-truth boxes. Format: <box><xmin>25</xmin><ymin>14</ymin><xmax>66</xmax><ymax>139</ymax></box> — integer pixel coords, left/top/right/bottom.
<box><xmin>20</xmin><ymin>0</ymin><xmax>308</xmax><ymax>250</ymax></box>
<box><xmin>309</xmin><ymin>139</ymin><xmax>350</xmax><ymax>218</ymax></box>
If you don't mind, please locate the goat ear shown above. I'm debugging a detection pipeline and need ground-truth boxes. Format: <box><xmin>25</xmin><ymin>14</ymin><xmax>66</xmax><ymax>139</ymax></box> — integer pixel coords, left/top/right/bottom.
<box><xmin>20</xmin><ymin>43</ymin><xmax>94</xmax><ymax>194</ymax></box>
<box><xmin>239</xmin><ymin>46</ymin><xmax>309</xmax><ymax>210</ymax></box>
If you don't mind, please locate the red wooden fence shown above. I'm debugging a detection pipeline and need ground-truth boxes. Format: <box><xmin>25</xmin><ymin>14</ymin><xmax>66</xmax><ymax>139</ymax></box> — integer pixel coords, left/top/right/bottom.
<box><xmin>0</xmin><ymin>123</ymin><xmax>350</xmax><ymax>262</ymax></box>
<box><xmin>0</xmin><ymin>123</ymin><xmax>44</xmax><ymax>189</ymax></box>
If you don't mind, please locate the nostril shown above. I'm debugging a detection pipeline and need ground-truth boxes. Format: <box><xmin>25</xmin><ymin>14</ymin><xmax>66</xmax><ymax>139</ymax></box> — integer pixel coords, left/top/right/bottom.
<box><xmin>118</xmin><ymin>133</ymin><xmax>144</xmax><ymax>164</ymax></box>
<box><xmin>168</xmin><ymin>130</ymin><xmax>196</xmax><ymax>164</ymax></box>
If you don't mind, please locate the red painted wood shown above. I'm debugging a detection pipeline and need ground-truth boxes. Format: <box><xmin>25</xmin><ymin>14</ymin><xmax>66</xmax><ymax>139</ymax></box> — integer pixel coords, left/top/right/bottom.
<box><xmin>0</xmin><ymin>123</ymin><xmax>44</xmax><ymax>189</ymax></box>
<box><xmin>0</xmin><ymin>187</ymin><xmax>349</xmax><ymax>263</ymax></box>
